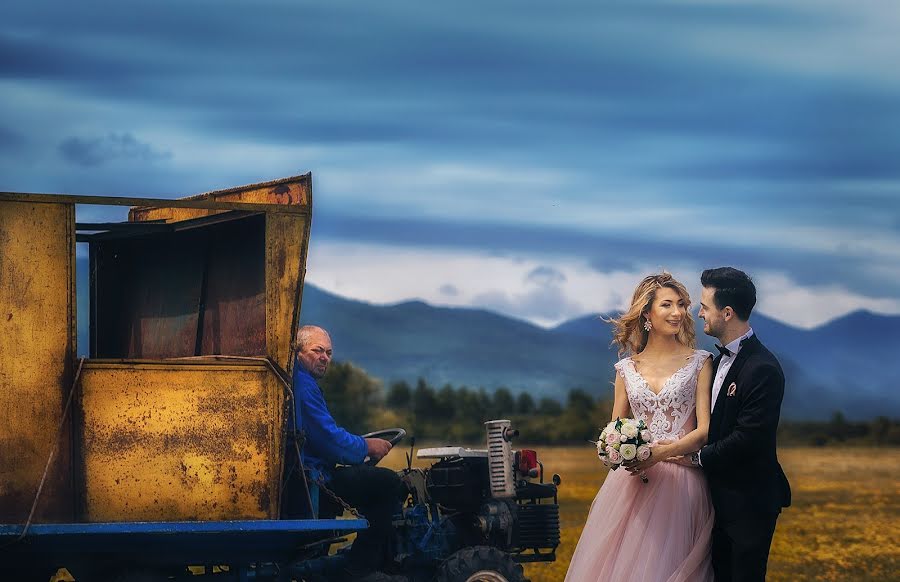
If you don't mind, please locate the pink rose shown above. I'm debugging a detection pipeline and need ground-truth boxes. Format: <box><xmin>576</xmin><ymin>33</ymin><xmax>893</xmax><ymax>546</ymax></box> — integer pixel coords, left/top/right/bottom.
<box><xmin>640</xmin><ymin>430</ymin><xmax>652</xmax><ymax>442</ymax></box>
<box><xmin>637</xmin><ymin>445</ymin><xmax>652</xmax><ymax>461</ymax></box>
<box><xmin>606</xmin><ymin>446</ymin><xmax>622</xmax><ymax>465</ymax></box>
<box><xmin>606</xmin><ymin>431</ymin><xmax>620</xmax><ymax>445</ymax></box>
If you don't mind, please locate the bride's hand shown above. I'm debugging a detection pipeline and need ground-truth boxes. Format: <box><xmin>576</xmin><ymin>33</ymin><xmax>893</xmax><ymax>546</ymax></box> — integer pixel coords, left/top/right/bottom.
<box><xmin>626</xmin><ymin>441</ymin><xmax>675</xmax><ymax>475</ymax></box>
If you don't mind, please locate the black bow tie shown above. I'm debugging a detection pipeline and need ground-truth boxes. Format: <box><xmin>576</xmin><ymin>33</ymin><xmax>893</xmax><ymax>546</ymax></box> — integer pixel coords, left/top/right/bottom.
<box><xmin>715</xmin><ymin>344</ymin><xmax>733</xmax><ymax>358</ymax></box>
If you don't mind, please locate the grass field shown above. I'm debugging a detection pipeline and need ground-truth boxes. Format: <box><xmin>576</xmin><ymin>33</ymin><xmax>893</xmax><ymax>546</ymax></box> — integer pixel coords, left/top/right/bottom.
<box><xmin>503</xmin><ymin>446</ymin><xmax>900</xmax><ymax>582</ymax></box>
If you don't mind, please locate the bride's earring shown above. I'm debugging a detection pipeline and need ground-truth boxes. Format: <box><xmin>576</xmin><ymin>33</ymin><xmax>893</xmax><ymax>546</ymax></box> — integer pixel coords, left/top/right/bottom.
<box><xmin>643</xmin><ymin>318</ymin><xmax>652</xmax><ymax>332</ymax></box>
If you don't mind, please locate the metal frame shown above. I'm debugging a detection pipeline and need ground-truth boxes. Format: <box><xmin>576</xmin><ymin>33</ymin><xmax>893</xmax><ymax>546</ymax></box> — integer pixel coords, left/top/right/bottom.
<box><xmin>0</xmin><ymin>192</ymin><xmax>309</xmax><ymax>214</ymax></box>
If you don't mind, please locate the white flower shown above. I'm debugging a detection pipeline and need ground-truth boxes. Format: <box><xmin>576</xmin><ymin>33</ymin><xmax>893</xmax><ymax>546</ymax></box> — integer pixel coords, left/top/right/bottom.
<box><xmin>637</xmin><ymin>445</ymin><xmax>652</xmax><ymax>461</ymax></box>
<box><xmin>619</xmin><ymin>433</ymin><xmax>630</xmax><ymax>443</ymax></box>
<box><xmin>640</xmin><ymin>430</ymin><xmax>652</xmax><ymax>442</ymax></box>
<box><xmin>621</xmin><ymin>423</ymin><xmax>639</xmax><ymax>438</ymax></box>
<box><xmin>620</xmin><ymin>444</ymin><xmax>637</xmax><ymax>461</ymax></box>
<box><xmin>606</xmin><ymin>421</ymin><xmax>618</xmax><ymax>433</ymax></box>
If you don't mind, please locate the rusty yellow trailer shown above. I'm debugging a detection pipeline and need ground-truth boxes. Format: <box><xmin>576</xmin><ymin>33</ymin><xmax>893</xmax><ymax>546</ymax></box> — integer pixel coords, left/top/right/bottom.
<box><xmin>0</xmin><ymin>176</ymin><xmax>367</xmax><ymax>581</ymax></box>
<box><xmin>0</xmin><ymin>174</ymin><xmax>367</xmax><ymax>582</ymax></box>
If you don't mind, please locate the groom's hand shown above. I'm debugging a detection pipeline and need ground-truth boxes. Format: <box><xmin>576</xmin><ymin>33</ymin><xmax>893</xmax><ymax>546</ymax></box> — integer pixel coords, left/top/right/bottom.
<box><xmin>626</xmin><ymin>440</ymin><xmax>675</xmax><ymax>475</ymax></box>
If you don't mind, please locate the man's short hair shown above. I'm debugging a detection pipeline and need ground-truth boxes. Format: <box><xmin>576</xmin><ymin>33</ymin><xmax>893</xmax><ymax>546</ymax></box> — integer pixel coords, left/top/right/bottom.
<box><xmin>295</xmin><ymin>325</ymin><xmax>329</xmax><ymax>351</ymax></box>
<box><xmin>701</xmin><ymin>267</ymin><xmax>756</xmax><ymax>321</ymax></box>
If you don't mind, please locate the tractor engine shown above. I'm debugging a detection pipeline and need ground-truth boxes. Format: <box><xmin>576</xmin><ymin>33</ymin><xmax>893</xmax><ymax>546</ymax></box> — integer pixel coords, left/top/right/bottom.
<box><xmin>417</xmin><ymin>420</ymin><xmax>561</xmax><ymax>563</ymax></box>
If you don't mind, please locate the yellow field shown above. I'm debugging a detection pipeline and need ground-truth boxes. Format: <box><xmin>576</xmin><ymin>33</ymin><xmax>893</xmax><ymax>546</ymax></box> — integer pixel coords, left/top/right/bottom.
<box><xmin>514</xmin><ymin>446</ymin><xmax>900</xmax><ymax>582</ymax></box>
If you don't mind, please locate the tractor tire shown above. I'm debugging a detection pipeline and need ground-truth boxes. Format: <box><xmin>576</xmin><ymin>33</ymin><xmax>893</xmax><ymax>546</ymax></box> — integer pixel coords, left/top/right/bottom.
<box><xmin>435</xmin><ymin>546</ymin><xmax>529</xmax><ymax>582</ymax></box>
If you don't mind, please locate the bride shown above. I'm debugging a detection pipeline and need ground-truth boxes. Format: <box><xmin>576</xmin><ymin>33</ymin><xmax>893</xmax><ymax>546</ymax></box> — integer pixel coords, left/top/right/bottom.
<box><xmin>565</xmin><ymin>273</ymin><xmax>715</xmax><ymax>582</ymax></box>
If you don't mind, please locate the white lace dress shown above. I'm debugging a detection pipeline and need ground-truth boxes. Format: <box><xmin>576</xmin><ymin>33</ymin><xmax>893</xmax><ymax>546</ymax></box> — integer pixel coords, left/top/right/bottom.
<box><xmin>565</xmin><ymin>350</ymin><xmax>714</xmax><ymax>582</ymax></box>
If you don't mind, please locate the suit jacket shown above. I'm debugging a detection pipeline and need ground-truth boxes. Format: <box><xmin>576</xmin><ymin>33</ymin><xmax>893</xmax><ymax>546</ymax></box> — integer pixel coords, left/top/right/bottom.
<box><xmin>700</xmin><ymin>334</ymin><xmax>791</xmax><ymax>522</ymax></box>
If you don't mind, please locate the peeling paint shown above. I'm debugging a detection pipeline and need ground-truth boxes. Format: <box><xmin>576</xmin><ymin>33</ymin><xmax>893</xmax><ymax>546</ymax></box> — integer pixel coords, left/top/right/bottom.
<box><xmin>77</xmin><ymin>362</ymin><xmax>284</xmax><ymax>522</ymax></box>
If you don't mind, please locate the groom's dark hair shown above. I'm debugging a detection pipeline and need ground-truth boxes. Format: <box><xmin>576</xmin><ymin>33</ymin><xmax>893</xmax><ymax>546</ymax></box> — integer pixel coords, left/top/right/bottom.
<box><xmin>701</xmin><ymin>267</ymin><xmax>756</xmax><ymax>321</ymax></box>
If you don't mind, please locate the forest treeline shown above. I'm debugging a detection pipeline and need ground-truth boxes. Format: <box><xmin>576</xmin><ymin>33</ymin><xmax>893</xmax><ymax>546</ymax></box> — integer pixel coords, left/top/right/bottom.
<box><xmin>316</xmin><ymin>361</ymin><xmax>900</xmax><ymax>447</ymax></box>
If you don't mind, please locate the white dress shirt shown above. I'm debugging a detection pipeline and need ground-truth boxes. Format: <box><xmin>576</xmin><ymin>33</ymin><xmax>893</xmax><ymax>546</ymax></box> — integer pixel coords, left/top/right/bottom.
<box><xmin>711</xmin><ymin>327</ymin><xmax>754</xmax><ymax>412</ymax></box>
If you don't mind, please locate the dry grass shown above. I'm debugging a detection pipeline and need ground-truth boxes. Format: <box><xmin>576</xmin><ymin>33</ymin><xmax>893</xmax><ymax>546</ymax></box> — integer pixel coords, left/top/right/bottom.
<box><xmin>517</xmin><ymin>446</ymin><xmax>900</xmax><ymax>582</ymax></box>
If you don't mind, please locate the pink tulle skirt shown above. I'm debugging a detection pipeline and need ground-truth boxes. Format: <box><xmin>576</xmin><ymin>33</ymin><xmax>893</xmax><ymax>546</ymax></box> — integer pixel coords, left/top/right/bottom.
<box><xmin>564</xmin><ymin>461</ymin><xmax>714</xmax><ymax>582</ymax></box>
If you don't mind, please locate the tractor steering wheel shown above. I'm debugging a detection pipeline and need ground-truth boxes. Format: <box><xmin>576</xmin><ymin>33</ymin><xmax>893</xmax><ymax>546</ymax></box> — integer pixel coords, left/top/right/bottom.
<box><xmin>360</xmin><ymin>428</ymin><xmax>407</xmax><ymax>465</ymax></box>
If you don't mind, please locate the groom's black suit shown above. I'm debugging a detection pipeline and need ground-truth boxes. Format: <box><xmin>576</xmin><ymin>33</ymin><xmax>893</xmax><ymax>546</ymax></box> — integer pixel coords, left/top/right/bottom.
<box><xmin>700</xmin><ymin>334</ymin><xmax>791</xmax><ymax>582</ymax></box>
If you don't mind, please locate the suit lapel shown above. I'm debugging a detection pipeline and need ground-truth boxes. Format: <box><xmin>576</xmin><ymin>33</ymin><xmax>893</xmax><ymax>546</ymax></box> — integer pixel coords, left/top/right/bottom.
<box><xmin>710</xmin><ymin>335</ymin><xmax>760</xmax><ymax>435</ymax></box>
<box><xmin>722</xmin><ymin>334</ymin><xmax>759</xmax><ymax>389</ymax></box>
<box><xmin>709</xmin><ymin>353</ymin><xmax>726</xmax><ymax>437</ymax></box>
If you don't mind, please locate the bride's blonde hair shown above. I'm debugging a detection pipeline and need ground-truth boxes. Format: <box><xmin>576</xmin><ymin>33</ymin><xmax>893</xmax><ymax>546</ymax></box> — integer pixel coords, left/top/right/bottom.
<box><xmin>610</xmin><ymin>272</ymin><xmax>696</xmax><ymax>356</ymax></box>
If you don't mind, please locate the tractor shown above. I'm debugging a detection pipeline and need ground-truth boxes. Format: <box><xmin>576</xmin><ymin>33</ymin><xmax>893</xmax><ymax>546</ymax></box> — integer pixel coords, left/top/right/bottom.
<box><xmin>295</xmin><ymin>420</ymin><xmax>560</xmax><ymax>582</ymax></box>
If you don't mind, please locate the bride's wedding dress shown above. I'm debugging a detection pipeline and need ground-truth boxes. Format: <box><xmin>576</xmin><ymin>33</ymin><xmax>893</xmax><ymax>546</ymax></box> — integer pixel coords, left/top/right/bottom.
<box><xmin>565</xmin><ymin>350</ymin><xmax>714</xmax><ymax>582</ymax></box>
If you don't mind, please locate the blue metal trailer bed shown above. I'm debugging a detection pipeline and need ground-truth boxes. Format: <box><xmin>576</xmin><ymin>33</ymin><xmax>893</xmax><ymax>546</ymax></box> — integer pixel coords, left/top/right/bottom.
<box><xmin>0</xmin><ymin>518</ymin><xmax>367</xmax><ymax>581</ymax></box>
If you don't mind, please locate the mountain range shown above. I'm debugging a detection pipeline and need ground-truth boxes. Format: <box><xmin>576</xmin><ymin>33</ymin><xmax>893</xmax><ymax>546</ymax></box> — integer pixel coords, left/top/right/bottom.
<box><xmin>74</xmin><ymin>257</ymin><xmax>898</xmax><ymax>420</ymax></box>
<box><xmin>296</xmin><ymin>285</ymin><xmax>900</xmax><ymax>421</ymax></box>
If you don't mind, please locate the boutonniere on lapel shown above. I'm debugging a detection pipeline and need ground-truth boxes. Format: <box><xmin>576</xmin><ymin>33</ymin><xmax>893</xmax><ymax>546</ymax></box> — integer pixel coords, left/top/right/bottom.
<box><xmin>726</xmin><ymin>382</ymin><xmax>737</xmax><ymax>397</ymax></box>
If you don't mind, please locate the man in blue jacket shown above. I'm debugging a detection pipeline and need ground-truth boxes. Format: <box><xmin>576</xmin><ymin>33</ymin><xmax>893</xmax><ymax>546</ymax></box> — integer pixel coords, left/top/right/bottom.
<box><xmin>284</xmin><ymin>325</ymin><xmax>404</xmax><ymax>580</ymax></box>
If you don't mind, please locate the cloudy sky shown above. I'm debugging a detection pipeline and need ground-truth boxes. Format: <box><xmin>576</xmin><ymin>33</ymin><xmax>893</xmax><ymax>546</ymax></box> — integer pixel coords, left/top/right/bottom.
<box><xmin>2</xmin><ymin>0</ymin><xmax>899</xmax><ymax>329</ymax></box>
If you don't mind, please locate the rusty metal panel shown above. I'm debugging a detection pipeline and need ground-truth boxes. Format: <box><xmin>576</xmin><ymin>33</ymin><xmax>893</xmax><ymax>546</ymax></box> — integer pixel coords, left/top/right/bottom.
<box><xmin>198</xmin><ymin>215</ymin><xmax>266</xmax><ymax>356</ymax></box>
<box><xmin>265</xmin><ymin>213</ymin><xmax>310</xmax><ymax>372</ymax></box>
<box><xmin>93</xmin><ymin>235</ymin><xmax>204</xmax><ymax>358</ymax></box>
<box><xmin>128</xmin><ymin>174</ymin><xmax>311</xmax><ymax>223</ymax></box>
<box><xmin>93</xmin><ymin>214</ymin><xmax>267</xmax><ymax>359</ymax></box>
<box><xmin>0</xmin><ymin>201</ymin><xmax>74</xmax><ymax>523</ymax></box>
<box><xmin>76</xmin><ymin>360</ymin><xmax>284</xmax><ymax>522</ymax></box>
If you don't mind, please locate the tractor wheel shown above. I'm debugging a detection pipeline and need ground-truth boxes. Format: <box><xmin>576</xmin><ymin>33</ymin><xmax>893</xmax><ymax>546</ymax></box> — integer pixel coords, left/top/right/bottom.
<box><xmin>435</xmin><ymin>546</ymin><xmax>528</xmax><ymax>582</ymax></box>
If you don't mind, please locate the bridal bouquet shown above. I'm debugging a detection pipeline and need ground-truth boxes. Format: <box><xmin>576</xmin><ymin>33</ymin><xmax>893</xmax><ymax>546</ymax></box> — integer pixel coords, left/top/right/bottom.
<box><xmin>596</xmin><ymin>418</ymin><xmax>653</xmax><ymax>483</ymax></box>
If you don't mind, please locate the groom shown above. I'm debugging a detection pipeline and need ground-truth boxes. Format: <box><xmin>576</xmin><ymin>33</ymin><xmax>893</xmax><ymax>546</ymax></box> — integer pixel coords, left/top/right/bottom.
<box><xmin>694</xmin><ymin>267</ymin><xmax>791</xmax><ymax>582</ymax></box>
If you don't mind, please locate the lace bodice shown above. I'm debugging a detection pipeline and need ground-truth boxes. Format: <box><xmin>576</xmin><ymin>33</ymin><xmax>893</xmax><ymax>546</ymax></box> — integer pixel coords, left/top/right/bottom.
<box><xmin>614</xmin><ymin>350</ymin><xmax>712</xmax><ymax>441</ymax></box>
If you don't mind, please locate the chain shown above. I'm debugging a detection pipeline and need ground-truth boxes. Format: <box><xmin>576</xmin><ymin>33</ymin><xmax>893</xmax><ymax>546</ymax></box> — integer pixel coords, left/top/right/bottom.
<box><xmin>314</xmin><ymin>473</ymin><xmax>365</xmax><ymax>520</ymax></box>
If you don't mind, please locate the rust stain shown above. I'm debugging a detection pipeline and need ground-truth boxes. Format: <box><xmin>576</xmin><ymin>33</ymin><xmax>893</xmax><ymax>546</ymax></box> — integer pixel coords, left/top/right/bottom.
<box><xmin>1</xmin><ymin>201</ymin><xmax>74</xmax><ymax>523</ymax></box>
<box><xmin>77</xmin><ymin>363</ymin><xmax>283</xmax><ymax>521</ymax></box>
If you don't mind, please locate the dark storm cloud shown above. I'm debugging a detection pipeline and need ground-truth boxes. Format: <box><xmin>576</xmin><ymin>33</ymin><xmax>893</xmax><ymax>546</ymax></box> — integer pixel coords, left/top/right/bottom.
<box><xmin>1</xmin><ymin>0</ymin><xmax>898</xmax><ymax>317</ymax></box>
<box><xmin>1</xmin><ymin>0</ymin><xmax>877</xmax><ymax>162</ymax></box>
<box><xmin>58</xmin><ymin>133</ymin><xmax>172</xmax><ymax>167</ymax></box>
<box><xmin>311</xmin><ymin>212</ymin><xmax>900</xmax><ymax>296</ymax></box>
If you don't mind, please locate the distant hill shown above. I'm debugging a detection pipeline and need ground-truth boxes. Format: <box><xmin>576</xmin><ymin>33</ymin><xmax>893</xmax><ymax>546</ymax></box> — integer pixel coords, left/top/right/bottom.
<box><xmin>298</xmin><ymin>285</ymin><xmax>900</xmax><ymax>420</ymax></box>
<box><xmin>297</xmin><ymin>284</ymin><xmax>617</xmax><ymax>396</ymax></box>
<box><xmin>74</xmin><ymin>256</ymin><xmax>899</xmax><ymax>419</ymax></box>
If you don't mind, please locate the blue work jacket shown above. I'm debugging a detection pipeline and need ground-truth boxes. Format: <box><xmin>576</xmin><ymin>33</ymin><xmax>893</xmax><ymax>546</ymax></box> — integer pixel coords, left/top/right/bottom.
<box><xmin>289</xmin><ymin>360</ymin><xmax>367</xmax><ymax>480</ymax></box>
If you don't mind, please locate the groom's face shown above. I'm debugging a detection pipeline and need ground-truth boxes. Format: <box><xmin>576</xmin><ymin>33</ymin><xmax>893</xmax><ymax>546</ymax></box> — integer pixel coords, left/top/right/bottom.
<box><xmin>699</xmin><ymin>286</ymin><xmax>726</xmax><ymax>339</ymax></box>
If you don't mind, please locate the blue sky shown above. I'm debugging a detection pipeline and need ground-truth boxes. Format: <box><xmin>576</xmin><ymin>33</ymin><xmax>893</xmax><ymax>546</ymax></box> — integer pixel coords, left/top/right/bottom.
<box><xmin>2</xmin><ymin>0</ymin><xmax>898</xmax><ymax>328</ymax></box>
